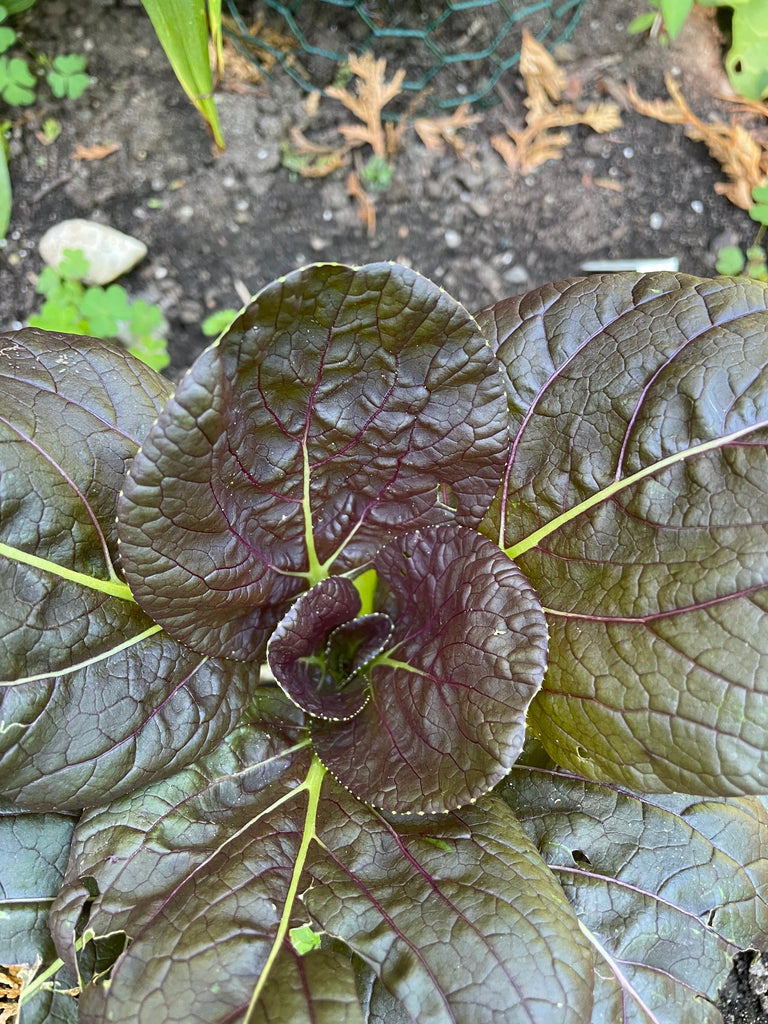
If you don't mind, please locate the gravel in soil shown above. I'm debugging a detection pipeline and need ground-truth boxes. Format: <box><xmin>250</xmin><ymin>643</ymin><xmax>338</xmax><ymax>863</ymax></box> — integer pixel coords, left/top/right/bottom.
<box><xmin>0</xmin><ymin>0</ymin><xmax>760</xmax><ymax>378</ymax></box>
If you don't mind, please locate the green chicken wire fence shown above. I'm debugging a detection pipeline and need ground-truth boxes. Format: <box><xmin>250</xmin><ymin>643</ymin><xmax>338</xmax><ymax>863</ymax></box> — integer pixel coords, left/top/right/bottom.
<box><xmin>224</xmin><ymin>0</ymin><xmax>591</xmax><ymax>114</ymax></box>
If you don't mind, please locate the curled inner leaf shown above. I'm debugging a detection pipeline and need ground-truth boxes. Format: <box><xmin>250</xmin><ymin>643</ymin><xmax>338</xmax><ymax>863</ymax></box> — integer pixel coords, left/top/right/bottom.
<box><xmin>312</xmin><ymin>523</ymin><xmax>549</xmax><ymax>814</ymax></box>
<box><xmin>268</xmin><ymin>576</ymin><xmax>391</xmax><ymax>721</ymax></box>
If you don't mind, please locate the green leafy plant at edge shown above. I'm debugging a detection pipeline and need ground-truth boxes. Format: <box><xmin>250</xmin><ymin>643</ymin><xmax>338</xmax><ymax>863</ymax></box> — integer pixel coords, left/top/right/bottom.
<box><xmin>715</xmin><ymin>182</ymin><xmax>768</xmax><ymax>280</ymax></box>
<box><xmin>201</xmin><ymin>306</ymin><xmax>239</xmax><ymax>338</ymax></box>
<box><xmin>2</xmin><ymin>262</ymin><xmax>768</xmax><ymax>1024</ymax></box>
<box><xmin>28</xmin><ymin>247</ymin><xmax>170</xmax><ymax>371</ymax></box>
<box><xmin>0</xmin><ymin>1</ymin><xmax>90</xmax><ymax>236</ymax></box>
<box><xmin>629</xmin><ymin>0</ymin><xmax>768</xmax><ymax>100</ymax></box>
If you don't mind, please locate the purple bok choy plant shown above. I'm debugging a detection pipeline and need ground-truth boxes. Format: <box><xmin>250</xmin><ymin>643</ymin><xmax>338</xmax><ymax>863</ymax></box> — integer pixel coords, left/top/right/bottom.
<box><xmin>1</xmin><ymin>262</ymin><xmax>767</xmax><ymax>1024</ymax></box>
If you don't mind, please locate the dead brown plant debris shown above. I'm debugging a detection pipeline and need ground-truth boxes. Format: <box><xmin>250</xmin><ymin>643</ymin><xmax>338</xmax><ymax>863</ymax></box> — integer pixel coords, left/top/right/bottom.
<box><xmin>490</xmin><ymin>31</ymin><xmax>621</xmax><ymax>175</ymax></box>
<box><xmin>219</xmin><ymin>14</ymin><xmax>298</xmax><ymax>90</ymax></box>
<box><xmin>281</xmin><ymin>127</ymin><xmax>347</xmax><ymax>179</ymax></box>
<box><xmin>346</xmin><ymin>169</ymin><xmax>376</xmax><ymax>237</ymax></box>
<box><xmin>326</xmin><ymin>52</ymin><xmax>406</xmax><ymax>160</ymax></box>
<box><xmin>0</xmin><ymin>961</ymin><xmax>39</xmax><ymax>1022</ymax></box>
<box><xmin>413</xmin><ymin>104</ymin><xmax>483</xmax><ymax>157</ymax></box>
<box><xmin>627</xmin><ymin>73</ymin><xmax>768</xmax><ymax>210</ymax></box>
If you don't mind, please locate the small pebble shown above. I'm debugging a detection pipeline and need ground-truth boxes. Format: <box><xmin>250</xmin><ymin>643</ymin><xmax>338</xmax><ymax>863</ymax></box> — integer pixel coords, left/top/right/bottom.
<box><xmin>444</xmin><ymin>229</ymin><xmax>462</xmax><ymax>249</ymax></box>
<box><xmin>691</xmin><ymin>200</ymin><xmax>704</xmax><ymax>213</ymax></box>
<box><xmin>503</xmin><ymin>264</ymin><xmax>529</xmax><ymax>285</ymax></box>
<box><xmin>39</xmin><ymin>219</ymin><xmax>147</xmax><ymax>284</ymax></box>
<box><xmin>649</xmin><ymin>212</ymin><xmax>664</xmax><ymax>230</ymax></box>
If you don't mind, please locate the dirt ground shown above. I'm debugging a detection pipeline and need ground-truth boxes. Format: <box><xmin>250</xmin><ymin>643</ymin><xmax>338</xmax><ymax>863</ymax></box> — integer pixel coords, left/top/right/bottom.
<box><xmin>1</xmin><ymin>0</ymin><xmax>762</xmax><ymax>376</ymax></box>
<box><xmin>1</xmin><ymin>0</ymin><xmax>767</xmax><ymax>1019</ymax></box>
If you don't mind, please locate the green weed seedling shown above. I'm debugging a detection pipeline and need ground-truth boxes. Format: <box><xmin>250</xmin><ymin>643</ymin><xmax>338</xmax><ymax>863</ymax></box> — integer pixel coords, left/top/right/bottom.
<box><xmin>0</xmin><ymin>5</ymin><xmax>90</xmax><ymax>107</ymax></box>
<box><xmin>715</xmin><ymin>183</ymin><xmax>768</xmax><ymax>282</ymax></box>
<box><xmin>360</xmin><ymin>153</ymin><xmax>395</xmax><ymax>192</ymax></box>
<box><xmin>0</xmin><ymin>2</ymin><xmax>90</xmax><ymax>235</ymax></box>
<box><xmin>45</xmin><ymin>53</ymin><xmax>90</xmax><ymax>100</ymax></box>
<box><xmin>29</xmin><ymin>247</ymin><xmax>170</xmax><ymax>371</ymax></box>
<box><xmin>201</xmin><ymin>307</ymin><xmax>239</xmax><ymax>338</ymax></box>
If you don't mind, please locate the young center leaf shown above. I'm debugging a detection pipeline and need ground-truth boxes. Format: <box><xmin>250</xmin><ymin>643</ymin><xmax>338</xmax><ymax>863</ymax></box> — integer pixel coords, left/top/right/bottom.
<box><xmin>0</xmin><ymin>330</ymin><xmax>254</xmax><ymax>810</ymax></box>
<box><xmin>476</xmin><ymin>273</ymin><xmax>768</xmax><ymax>796</ymax></box>
<box><xmin>500</xmin><ymin>765</ymin><xmax>768</xmax><ymax>1021</ymax></box>
<box><xmin>309</xmin><ymin>524</ymin><xmax>549</xmax><ymax>813</ymax></box>
<box><xmin>116</xmin><ymin>262</ymin><xmax>511</xmax><ymax>661</ymax></box>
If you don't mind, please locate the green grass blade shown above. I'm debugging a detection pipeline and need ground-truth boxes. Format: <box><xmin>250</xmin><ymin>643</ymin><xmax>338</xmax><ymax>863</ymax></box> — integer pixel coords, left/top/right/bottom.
<box><xmin>0</xmin><ymin>126</ymin><xmax>11</xmax><ymax>238</ymax></box>
<box><xmin>140</xmin><ymin>0</ymin><xmax>225</xmax><ymax>149</ymax></box>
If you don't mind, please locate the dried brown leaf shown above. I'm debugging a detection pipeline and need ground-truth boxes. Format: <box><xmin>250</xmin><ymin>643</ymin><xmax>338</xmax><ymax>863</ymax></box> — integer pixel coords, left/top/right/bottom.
<box><xmin>346</xmin><ymin>169</ymin><xmax>376</xmax><ymax>236</ymax></box>
<box><xmin>492</xmin><ymin>126</ymin><xmax>572</xmax><ymax>174</ymax></box>
<box><xmin>580</xmin><ymin>101</ymin><xmax>623</xmax><ymax>133</ymax></box>
<box><xmin>282</xmin><ymin>127</ymin><xmax>347</xmax><ymax>178</ymax></box>
<box><xmin>627</xmin><ymin>73</ymin><xmax>768</xmax><ymax>210</ymax></box>
<box><xmin>593</xmin><ymin>176</ymin><xmax>623</xmax><ymax>192</ymax></box>
<box><xmin>326</xmin><ymin>52</ymin><xmax>406</xmax><ymax>159</ymax></box>
<box><xmin>494</xmin><ymin>32</ymin><xmax>622</xmax><ymax>174</ymax></box>
<box><xmin>71</xmin><ymin>141</ymin><xmax>121</xmax><ymax>161</ymax></box>
<box><xmin>220</xmin><ymin>13</ymin><xmax>297</xmax><ymax>83</ymax></box>
<box><xmin>0</xmin><ymin>961</ymin><xmax>39</xmax><ymax>1022</ymax></box>
<box><xmin>519</xmin><ymin>29</ymin><xmax>566</xmax><ymax>113</ymax></box>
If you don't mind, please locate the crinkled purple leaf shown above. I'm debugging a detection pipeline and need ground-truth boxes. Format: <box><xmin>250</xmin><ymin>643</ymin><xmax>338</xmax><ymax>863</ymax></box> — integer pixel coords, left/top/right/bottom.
<box><xmin>476</xmin><ymin>273</ymin><xmax>768</xmax><ymax>795</ymax></box>
<box><xmin>117</xmin><ymin>262</ymin><xmax>510</xmax><ymax>660</ymax></box>
<box><xmin>0</xmin><ymin>635</ymin><xmax>255</xmax><ymax>811</ymax></box>
<box><xmin>250</xmin><ymin>948</ymin><xmax>366</xmax><ymax>1024</ymax></box>
<box><xmin>312</xmin><ymin>523</ymin><xmax>548</xmax><ymax>813</ymax></box>
<box><xmin>499</xmin><ymin>765</ymin><xmax>768</xmax><ymax>1022</ymax></box>
<box><xmin>306</xmin><ymin>785</ymin><xmax>596</xmax><ymax>1024</ymax></box>
<box><xmin>49</xmin><ymin>688</ymin><xmax>594</xmax><ymax>1024</ymax></box>
<box><xmin>0</xmin><ymin>329</ymin><xmax>255</xmax><ymax>810</ymax></box>
<box><xmin>267</xmin><ymin>576</ymin><xmax>390</xmax><ymax>720</ymax></box>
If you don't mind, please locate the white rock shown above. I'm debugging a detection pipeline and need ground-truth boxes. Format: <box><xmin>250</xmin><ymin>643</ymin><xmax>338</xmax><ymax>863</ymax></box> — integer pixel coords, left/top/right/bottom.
<box><xmin>39</xmin><ymin>219</ymin><xmax>147</xmax><ymax>284</ymax></box>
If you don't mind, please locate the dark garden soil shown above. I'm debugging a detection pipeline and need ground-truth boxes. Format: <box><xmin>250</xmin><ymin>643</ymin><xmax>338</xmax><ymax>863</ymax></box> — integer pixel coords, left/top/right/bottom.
<box><xmin>1</xmin><ymin>0</ymin><xmax>767</xmax><ymax>1019</ymax></box>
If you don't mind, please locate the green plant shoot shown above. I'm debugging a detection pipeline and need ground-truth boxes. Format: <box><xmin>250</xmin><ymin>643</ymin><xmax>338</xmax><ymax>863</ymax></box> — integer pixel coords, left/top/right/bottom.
<box><xmin>139</xmin><ymin>0</ymin><xmax>225</xmax><ymax>149</ymax></box>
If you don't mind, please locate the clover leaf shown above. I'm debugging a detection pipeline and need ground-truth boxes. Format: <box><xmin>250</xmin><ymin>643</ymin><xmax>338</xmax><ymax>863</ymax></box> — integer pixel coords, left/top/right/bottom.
<box><xmin>46</xmin><ymin>53</ymin><xmax>89</xmax><ymax>100</ymax></box>
<box><xmin>0</xmin><ymin>55</ymin><xmax>35</xmax><ymax>105</ymax></box>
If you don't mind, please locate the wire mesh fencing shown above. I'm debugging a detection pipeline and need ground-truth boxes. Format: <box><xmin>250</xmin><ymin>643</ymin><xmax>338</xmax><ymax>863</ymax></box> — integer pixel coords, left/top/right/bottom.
<box><xmin>224</xmin><ymin>0</ymin><xmax>592</xmax><ymax>114</ymax></box>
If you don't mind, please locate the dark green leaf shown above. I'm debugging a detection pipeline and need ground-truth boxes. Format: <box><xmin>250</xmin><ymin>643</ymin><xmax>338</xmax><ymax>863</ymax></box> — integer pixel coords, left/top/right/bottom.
<box><xmin>477</xmin><ymin>273</ymin><xmax>768</xmax><ymax>795</ymax></box>
<box><xmin>0</xmin><ymin>798</ymin><xmax>77</xmax><ymax>966</ymax></box>
<box><xmin>312</xmin><ymin>523</ymin><xmax>549</xmax><ymax>813</ymax></box>
<box><xmin>499</xmin><ymin>765</ymin><xmax>768</xmax><ymax>1021</ymax></box>
<box><xmin>0</xmin><ymin>329</ymin><xmax>255</xmax><ymax>809</ymax></box>
<box><xmin>50</xmin><ymin>688</ymin><xmax>594</xmax><ymax>1024</ymax></box>
<box><xmin>117</xmin><ymin>262</ymin><xmax>510</xmax><ymax>661</ymax></box>
<box><xmin>50</xmin><ymin>689</ymin><xmax>314</xmax><ymax>1022</ymax></box>
<box><xmin>249</xmin><ymin>948</ymin><xmax>366</xmax><ymax>1024</ymax></box>
<box><xmin>307</xmin><ymin>785</ymin><xmax>596</xmax><ymax>1024</ymax></box>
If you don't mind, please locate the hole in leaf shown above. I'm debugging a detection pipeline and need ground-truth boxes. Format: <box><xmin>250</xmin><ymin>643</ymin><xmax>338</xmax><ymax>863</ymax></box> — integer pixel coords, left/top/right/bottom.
<box><xmin>571</xmin><ymin>849</ymin><xmax>592</xmax><ymax>869</ymax></box>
